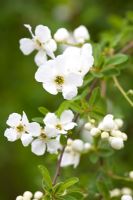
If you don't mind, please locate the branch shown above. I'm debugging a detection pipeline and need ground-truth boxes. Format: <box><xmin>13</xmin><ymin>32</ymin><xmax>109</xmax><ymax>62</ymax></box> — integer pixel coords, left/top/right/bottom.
<box><xmin>113</xmin><ymin>76</ymin><xmax>133</xmax><ymax>107</ymax></box>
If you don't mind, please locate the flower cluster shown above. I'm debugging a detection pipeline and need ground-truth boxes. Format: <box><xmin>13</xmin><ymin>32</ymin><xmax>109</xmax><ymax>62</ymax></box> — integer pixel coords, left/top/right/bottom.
<box><xmin>16</xmin><ymin>191</ymin><xmax>43</xmax><ymax>200</ymax></box>
<box><xmin>4</xmin><ymin>110</ymin><xmax>76</xmax><ymax>156</ymax></box>
<box><xmin>110</xmin><ymin>187</ymin><xmax>133</xmax><ymax>200</ymax></box>
<box><xmin>19</xmin><ymin>24</ymin><xmax>94</xmax><ymax>100</ymax></box>
<box><xmin>61</xmin><ymin>138</ymin><xmax>92</xmax><ymax>168</ymax></box>
<box><xmin>85</xmin><ymin>114</ymin><xmax>127</xmax><ymax>150</ymax></box>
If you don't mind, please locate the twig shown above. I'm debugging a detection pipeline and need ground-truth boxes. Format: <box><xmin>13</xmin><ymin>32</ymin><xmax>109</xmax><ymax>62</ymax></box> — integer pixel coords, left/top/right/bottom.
<box><xmin>86</xmin><ymin>79</ymin><xmax>99</xmax><ymax>100</ymax></box>
<box><xmin>120</xmin><ymin>40</ymin><xmax>133</xmax><ymax>54</ymax></box>
<box><xmin>113</xmin><ymin>76</ymin><xmax>133</xmax><ymax>107</ymax></box>
<box><xmin>52</xmin><ymin>146</ymin><xmax>66</xmax><ymax>185</ymax></box>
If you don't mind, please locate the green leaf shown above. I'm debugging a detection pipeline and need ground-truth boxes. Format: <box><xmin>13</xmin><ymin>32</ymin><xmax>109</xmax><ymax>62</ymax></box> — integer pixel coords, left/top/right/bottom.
<box><xmin>38</xmin><ymin>165</ymin><xmax>52</xmax><ymax>189</ymax></box>
<box><xmin>56</xmin><ymin>101</ymin><xmax>71</xmax><ymax>116</ymax></box>
<box><xmin>60</xmin><ymin>135</ymin><xmax>67</xmax><ymax>146</ymax></box>
<box><xmin>97</xmin><ymin>179</ymin><xmax>110</xmax><ymax>200</ymax></box>
<box><xmin>101</xmin><ymin>67</ymin><xmax>120</xmax><ymax>76</ymax></box>
<box><xmin>38</xmin><ymin>106</ymin><xmax>49</xmax><ymax>115</ymax></box>
<box><xmin>89</xmin><ymin>153</ymin><xmax>99</xmax><ymax>164</ymax></box>
<box><xmin>89</xmin><ymin>87</ymin><xmax>101</xmax><ymax>106</ymax></box>
<box><xmin>62</xmin><ymin>195</ymin><xmax>77</xmax><ymax>200</ymax></box>
<box><xmin>105</xmin><ymin>53</ymin><xmax>128</xmax><ymax>66</ymax></box>
<box><xmin>57</xmin><ymin>177</ymin><xmax>79</xmax><ymax>194</ymax></box>
<box><xmin>32</xmin><ymin>117</ymin><xmax>43</xmax><ymax>124</ymax></box>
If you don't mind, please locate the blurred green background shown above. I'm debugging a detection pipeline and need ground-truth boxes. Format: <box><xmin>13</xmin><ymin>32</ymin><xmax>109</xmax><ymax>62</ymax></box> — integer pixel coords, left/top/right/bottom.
<box><xmin>0</xmin><ymin>0</ymin><xmax>133</xmax><ymax>199</ymax></box>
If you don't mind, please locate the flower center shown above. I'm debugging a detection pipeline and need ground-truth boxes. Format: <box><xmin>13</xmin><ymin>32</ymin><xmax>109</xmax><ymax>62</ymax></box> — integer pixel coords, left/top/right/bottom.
<box><xmin>56</xmin><ymin>124</ymin><xmax>62</xmax><ymax>130</ymax></box>
<box><xmin>35</xmin><ymin>38</ymin><xmax>43</xmax><ymax>48</ymax></box>
<box><xmin>16</xmin><ymin>124</ymin><xmax>25</xmax><ymax>133</ymax></box>
<box><xmin>40</xmin><ymin>129</ymin><xmax>47</xmax><ymax>140</ymax></box>
<box><xmin>54</xmin><ymin>76</ymin><xmax>64</xmax><ymax>86</ymax></box>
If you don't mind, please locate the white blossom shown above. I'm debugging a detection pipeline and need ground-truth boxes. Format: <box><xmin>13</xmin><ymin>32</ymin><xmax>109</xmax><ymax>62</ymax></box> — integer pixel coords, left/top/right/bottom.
<box><xmin>109</xmin><ymin>137</ymin><xmax>124</xmax><ymax>150</ymax></box>
<box><xmin>43</xmin><ymin>110</ymin><xmax>76</xmax><ymax>137</ymax></box>
<box><xmin>121</xmin><ymin>195</ymin><xmax>133</xmax><ymax>200</ymax></box>
<box><xmin>73</xmin><ymin>25</ymin><xmax>90</xmax><ymax>43</ymax></box>
<box><xmin>19</xmin><ymin>24</ymin><xmax>57</xmax><ymax>66</ymax></box>
<box><xmin>16</xmin><ymin>191</ymin><xmax>43</xmax><ymax>200</ymax></box>
<box><xmin>54</xmin><ymin>28</ymin><xmax>70</xmax><ymax>42</ymax></box>
<box><xmin>35</xmin><ymin>55</ymin><xmax>83</xmax><ymax>100</ymax></box>
<box><xmin>4</xmin><ymin>112</ymin><xmax>41</xmax><ymax>147</ymax></box>
<box><xmin>61</xmin><ymin>139</ymin><xmax>91</xmax><ymax>168</ymax></box>
<box><xmin>129</xmin><ymin>171</ymin><xmax>133</xmax><ymax>179</ymax></box>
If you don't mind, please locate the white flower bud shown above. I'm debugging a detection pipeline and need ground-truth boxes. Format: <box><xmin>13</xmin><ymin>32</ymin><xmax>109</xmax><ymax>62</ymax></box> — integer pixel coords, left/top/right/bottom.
<box><xmin>90</xmin><ymin>128</ymin><xmax>100</xmax><ymax>137</ymax></box>
<box><xmin>110</xmin><ymin>188</ymin><xmax>121</xmax><ymax>197</ymax></box>
<box><xmin>101</xmin><ymin>132</ymin><xmax>109</xmax><ymax>139</ymax></box>
<box><xmin>121</xmin><ymin>133</ymin><xmax>128</xmax><ymax>141</ymax></box>
<box><xmin>121</xmin><ymin>188</ymin><xmax>133</xmax><ymax>195</ymax></box>
<box><xmin>84</xmin><ymin>122</ymin><xmax>92</xmax><ymax>131</ymax></box>
<box><xmin>72</xmin><ymin>139</ymin><xmax>84</xmax><ymax>152</ymax></box>
<box><xmin>16</xmin><ymin>196</ymin><xmax>23</xmax><ymax>200</ymax></box>
<box><xmin>129</xmin><ymin>171</ymin><xmax>133</xmax><ymax>179</ymax></box>
<box><xmin>34</xmin><ymin>191</ymin><xmax>43</xmax><ymax>199</ymax></box>
<box><xmin>23</xmin><ymin>191</ymin><xmax>33</xmax><ymax>199</ymax></box>
<box><xmin>115</xmin><ymin>118</ymin><xmax>123</xmax><ymax>128</ymax></box>
<box><xmin>121</xmin><ymin>195</ymin><xmax>133</xmax><ymax>200</ymax></box>
<box><xmin>67</xmin><ymin>139</ymin><xmax>73</xmax><ymax>145</ymax></box>
<box><xmin>102</xmin><ymin>114</ymin><xmax>115</xmax><ymax>131</ymax></box>
<box><xmin>84</xmin><ymin>143</ymin><xmax>91</xmax><ymax>152</ymax></box>
<box><xmin>73</xmin><ymin>25</ymin><xmax>90</xmax><ymax>43</ymax></box>
<box><xmin>54</xmin><ymin>28</ymin><xmax>70</xmax><ymax>42</ymax></box>
<box><xmin>90</xmin><ymin>119</ymin><xmax>95</xmax><ymax>124</ymax></box>
<box><xmin>109</xmin><ymin>137</ymin><xmax>124</xmax><ymax>150</ymax></box>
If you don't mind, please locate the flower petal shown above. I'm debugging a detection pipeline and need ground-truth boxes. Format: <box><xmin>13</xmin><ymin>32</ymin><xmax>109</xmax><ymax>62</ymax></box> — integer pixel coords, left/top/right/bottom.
<box><xmin>45</xmin><ymin>39</ymin><xmax>57</xmax><ymax>58</ymax></box>
<box><xmin>47</xmin><ymin>139</ymin><xmax>60</xmax><ymax>154</ymax></box>
<box><xmin>34</xmin><ymin>50</ymin><xmax>47</xmax><ymax>67</ymax></box>
<box><xmin>61</xmin><ymin>151</ymin><xmax>74</xmax><ymax>167</ymax></box>
<box><xmin>4</xmin><ymin>128</ymin><xmax>18</xmax><ymax>141</ymax></box>
<box><xmin>21</xmin><ymin>133</ymin><xmax>33</xmax><ymax>147</ymax></box>
<box><xmin>6</xmin><ymin>113</ymin><xmax>21</xmax><ymax>127</ymax></box>
<box><xmin>62</xmin><ymin>85</ymin><xmax>78</xmax><ymax>100</ymax></box>
<box><xmin>42</xmin><ymin>82</ymin><xmax>58</xmax><ymax>95</ymax></box>
<box><xmin>22</xmin><ymin>111</ymin><xmax>29</xmax><ymax>125</ymax></box>
<box><xmin>44</xmin><ymin>113</ymin><xmax>59</xmax><ymax>126</ymax></box>
<box><xmin>63</xmin><ymin>122</ymin><xmax>77</xmax><ymax>130</ymax></box>
<box><xmin>60</xmin><ymin>110</ymin><xmax>74</xmax><ymax>124</ymax></box>
<box><xmin>65</xmin><ymin>73</ymin><xmax>83</xmax><ymax>87</ymax></box>
<box><xmin>45</xmin><ymin>126</ymin><xmax>58</xmax><ymax>138</ymax></box>
<box><xmin>27</xmin><ymin>122</ymin><xmax>41</xmax><ymax>137</ymax></box>
<box><xmin>31</xmin><ymin>139</ymin><xmax>46</xmax><ymax>156</ymax></box>
<box><xmin>19</xmin><ymin>38</ymin><xmax>35</xmax><ymax>55</ymax></box>
<box><xmin>35</xmin><ymin>25</ymin><xmax>51</xmax><ymax>43</ymax></box>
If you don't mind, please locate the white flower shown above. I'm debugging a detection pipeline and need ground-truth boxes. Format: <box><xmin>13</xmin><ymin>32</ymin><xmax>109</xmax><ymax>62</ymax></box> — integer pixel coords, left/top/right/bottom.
<box><xmin>23</xmin><ymin>191</ymin><xmax>33</xmax><ymax>199</ymax></box>
<box><xmin>61</xmin><ymin>139</ymin><xmax>91</xmax><ymax>168</ymax></box>
<box><xmin>35</xmin><ymin>55</ymin><xmax>83</xmax><ymax>100</ymax></box>
<box><xmin>19</xmin><ymin>24</ymin><xmax>57</xmax><ymax>66</ymax></box>
<box><xmin>16</xmin><ymin>196</ymin><xmax>23</xmax><ymax>200</ymax></box>
<box><xmin>121</xmin><ymin>195</ymin><xmax>133</xmax><ymax>200</ymax></box>
<box><xmin>73</xmin><ymin>25</ymin><xmax>90</xmax><ymax>43</ymax></box>
<box><xmin>109</xmin><ymin>137</ymin><xmax>124</xmax><ymax>150</ymax></box>
<box><xmin>101</xmin><ymin>131</ymin><xmax>109</xmax><ymax>139</ymax></box>
<box><xmin>129</xmin><ymin>171</ymin><xmax>133</xmax><ymax>179</ymax></box>
<box><xmin>4</xmin><ymin>112</ymin><xmax>41</xmax><ymax>146</ymax></box>
<box><xmin>43</xmin><ymin>110</ymin><xmax>76</xmax><ymax>136</ymax></box>
<box><xmin>121</xmin><ymin>188</ymin><xmax>133</xmax><ymax>195</ymax></box>
<box><xmin>31</xmin><ymin>127</ymin><xmax>61</xmax><ymax>156</ymax></box>
<box><xmin>63</xmin><ymin>43</ymin><xmax>94</xmax><ymax>77</ymax></box>
<box><xmin>90</xmin><ymin>127</ymin><xmax>100</xmax><ymax>137</ymax></box>
<box><xmin>99</xmin><ymin>114</ymin><xmax>115</xmax><ymax>131</ymax></box>
<box><xmin>54</xmin><ymin>28</ymin><xmax>70</xmax><ymax>42</ymax></box>
<box><xmin>34</xmin><ymin>191</ymin><xmax>43</xmax><ymax>199</ymax></box>
<box><xmin>110</xmin><ymin>188</ymin><xmax>121</xmax><ymax>197</ymax></box>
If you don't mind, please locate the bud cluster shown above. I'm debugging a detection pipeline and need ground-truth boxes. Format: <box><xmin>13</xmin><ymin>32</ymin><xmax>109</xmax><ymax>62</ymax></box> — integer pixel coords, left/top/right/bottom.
<box><xmin>16</xmin><ymin>191</ymin><xmax>43</xmax><ymax>200</ymax></box>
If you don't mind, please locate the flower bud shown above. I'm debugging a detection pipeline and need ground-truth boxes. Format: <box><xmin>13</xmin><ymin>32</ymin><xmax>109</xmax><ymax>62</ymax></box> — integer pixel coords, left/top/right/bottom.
<box><xmin>23</xmin><ymin>191</ymin><xmax>33</xmax><ymax>199</ymax></box>
<box><xmin>101</xmin><ymin>132</ymin><xmax>109</xmax><ymax>139</ymax></box>
<box><xmin>54</xmin><ymin>28</ymin><xmax>69</xmax><ymax>42</ymax></box>
<box><xmin>121</xmin><ymin>187</ymin><xmax>132</xmax><ymax>195</ymax></box>
<box><xmin>129</xmin><ymin>171</ymin><xmax>133</xmax><ymax>179</ymax></box>
<box><xmin>102</xmin><ymin>114</ymin><xmax>115</xmax><ymax>131</ymax></box>
<box><xmin>72</xmin><ymin>139</ymin><xmax>84</xmax><ymax>152</ymax></box>
<box><xmin>110</xmin><ymin>188</ymin><xmax>121</xmax><ymax>197</ymax></box>
<box><xmin>84</xmin><ymin>143</ymin><xmax>91</xmax><ymax>152</ymax></box>
<box><xmin>90</xmin><ymin>128</ymin><xmax>100</xmax><ymax>137</ymax></box>
<box><xmin>115</xmin><ymin>118</ymin><xmax>123</xmax><ymax>128</ymax></box>
<box><xmin>84</xmin><ymin>122</ymin><xmax>92</xmax><ymax>131</ymax></box>
<box><xmin>121</xmin><ymin>195</ymin><xmax>133</xmax><ymax>200</ymax></box>
<box><xmin>34</xmin><ymin>191</ymin><xmax>43</xmax><ymax>199</ymax></box>
<box><xmin>16</xmin><ymin>196</ymin><xmax>23</xmax><ymax>200</ymax></box>
<box><xmin>109</xmin><ymin>137</ymin><xmax>124</xmax><ymax>150</ymax></box>
<box><xmin>121</xmin><ymin>133</ymin><xmax>128</xmax><ymax>141</ymax></box>
<box><xmin>73</xmin><ymin>25</ymin><xmax>90</xmax><ymax>43</ymax></box>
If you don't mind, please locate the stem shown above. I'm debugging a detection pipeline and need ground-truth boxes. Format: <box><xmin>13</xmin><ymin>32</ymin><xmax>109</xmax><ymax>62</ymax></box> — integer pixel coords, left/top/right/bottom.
<box><xmin>113</xmin><ymin>76</ymin><xmax>133</xmax><ymax>107</ymax></box>
<box><xmin>120</xmin><ymin>40</ymin><xmax>133</xmax><ymax>54</ymax></box>
<box><xmin>52</xmin><ymin>146</ymin><xmax>66</xmax><ymax>185</ymax></box>
<box><xmin>86</xmin><ymin>79</ymin><xmax>99</xmax><ymax>100</ymax></box>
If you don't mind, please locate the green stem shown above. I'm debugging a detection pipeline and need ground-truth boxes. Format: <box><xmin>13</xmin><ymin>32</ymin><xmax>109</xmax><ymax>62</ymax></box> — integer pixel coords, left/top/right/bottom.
<box><xmin>113</xmin><ymin>76</ymin><xmax>133</xmax><ymax>107</ymax></box>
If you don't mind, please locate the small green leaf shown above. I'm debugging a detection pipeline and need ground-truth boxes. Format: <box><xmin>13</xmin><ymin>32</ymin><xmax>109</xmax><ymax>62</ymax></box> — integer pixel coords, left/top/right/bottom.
<box><xmin>105</xmin><ymin>53</ymin><xmax>128</xmax><ymax>66</ymax></box>
<box><xmin>56</xmin><ymin>101</ymin><xmax>71</xmax><ymax>116</ymax></box>
<box><xmin>57</xmin><ymin>177</ymin><xmax>79</xmax><ymax>193</ymax></box>
<box><xmin>89</xmin><ymin>153</ymin><xmax>99</xmax><ymax>164</ymax></box>
<box><xmin>101</xmin><ymin>67</ymin><xmax>120</xmax><ymax>76</ymax></box>
<box><xmin>89</xmin><ymin>87</ymin><xmax>101</xmax><ymax>106</ymax></box>
<box><xmin>97</xmin><ymin>178</ymin><xmax>110</xmax><ymax>200</ymax></box>
<box><xmin>38</xmin><ymin>165</ymin><xmax>52</xmax><ymax>189</ymax></box>
<box><xmin>38</xmin><ymin>107</ymin><xmax>49</xmax><ymax>115</ymax></box>
<box><xmin>32</xmin><ymin>117</ymin><xmax>43</xmax><ymax>124</ymax></box>
<box><xmin>60</xmin><ymin>135</ymin><xmax>67</xmax><ymax>146</ymax></box>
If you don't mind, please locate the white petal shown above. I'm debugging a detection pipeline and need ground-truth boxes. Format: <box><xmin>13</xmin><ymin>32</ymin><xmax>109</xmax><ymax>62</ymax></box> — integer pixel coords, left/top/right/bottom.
<box><xmin>62</xmin><ymin>85</ymin><xmax>78</xmax><ymax>100</ymax></box>
<box><xmin>27</xmin><ymin>122</ymin><xmax>41</xmax><ymax>137</ymax></box>
<box><xmin>31</xmin><ymin>139</ymin><xmax>46</xmax><ymax>156</ymax></box>
<box><xmin>63</xmin><ymin>122</ymin><xmax>77</xmax><ymax>130</ymax></box>
<box><xmin>45</xmin><ymin>39</ymin><xmax>57</xmax><ymax>57</ymax></box>
<box><xmin>43</xmin><ymin>82</ymin><xmax>58</xmax><ymax>95</ymax></box>
<box><xmin>81</xmin><ymin>43</ymin><xmax>93</xmax><ymax>56</ymax></box>
<box><xmin>61</xmin><ymin>152</ymin><xmax>74</xmax><ymax>167</ymax></box>
<box><xmin>19</xmin><ymin>38</ymin><xmax>35</xmax><ymax>55</ymax></box>
<box><xmin>73</xmin><ymin>25</ymin><xmax>89</xmax><ymax>43</ymax></box>
<box><xmin>54</xmin><ymin>28</ymin><xmax>70</xmax><ymax>42</ymax></box>
<box><xmin>65</xmin><ymin>73</ymin><xmax>83</xmax><ymax>87</ymax></box>
<box><xmin>73</xmin><ymin>154</ymin><xmax>80</xmax><ymax>168</ymax></box>
<box><xmin>22</xmin><ymin>111</ymin><xmax>29</xmax><ymax>125</ymax></box>
<box><xmin>60</xmin><ymin>110</ymin><xmax>74</xmax><ymax>124</ymax></box>
<box><xmin>24</xmin><ymin>24</ymin><xmax>34</xmax><ymax>37</ymax></box>
<box><xmin>47</xmin><ymin>139</ymin><xmax>60</xmax><ymax>154</ymax></box>
<box><xmin>21</xmin><ymin>133</ymin><xmax>33</xmax><ymax>146</ymax></box>
<box><xmin>34</xmin><ymin>50</ymin><xmax>47</xmax><ymax>67</ymax></box>
<box><xmin>45</xmin><ymin>126</ymin><xmax>58</xmax><ymax>138</ymax></box>
<box><xmin>44</xmin><ymin>113</ymin><xmax>59</xmax><ymax>126</ymax></box>
<box><xmin>4</xmin><ymin>128</ymin><xmax>18</xmax><ymax>141</ymax></box>
<box><xmin>35</xmin><ymin>25</ymin><xmax>51</xmax><ymax>43</ymax></box>
<box><xmin>6</xmin><ymin>113</ymin><xmax>21</xmax><ymax>127</ymax></box>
